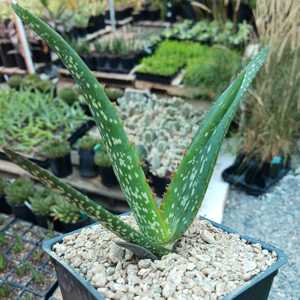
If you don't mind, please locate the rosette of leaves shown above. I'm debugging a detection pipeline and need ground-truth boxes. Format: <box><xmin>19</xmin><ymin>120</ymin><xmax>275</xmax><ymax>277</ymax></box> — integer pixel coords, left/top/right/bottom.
<box><xmin>4</xmin><ymin>178</ymin><xmax>34</xmax><ymax>207</ymax></box>
<box><xmin>51</xmin><ymin>196</ymin><xmax>82</xmax><ymax>224</ymax></box>
<box><xmin>5</xmin><ymin>3</ymin><xmax>267</xmax><ymax>258</ymax></box>
<box><xmin>29</xmin><ymin>188</ymin><xmax>56</xmax><ymax>216</ymax></box>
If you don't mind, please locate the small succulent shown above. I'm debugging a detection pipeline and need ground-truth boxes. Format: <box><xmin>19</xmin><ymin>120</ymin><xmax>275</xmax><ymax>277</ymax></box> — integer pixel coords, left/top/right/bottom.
<box><xmin>29</xmin><ymin>188</ymin><xmax>56</xmax><ymax>216</ymax></box>
<box><xmin>31</xmin><ymin>269</ymin><xmax>45</xmax><ymax>285</ymax></box>
<box><xmin>6</xmin><ymin>4</ymin><xmax>267</xmax><ymax>258</ymax></box>
<box><xmin>51</xmin><ymin>196</ymin><xmax>82</xmax><ymax>224</ymax></box>
<box><xmin>4</xmin><ymin>178</ymin><xmax>34</xmax><ymax>206</ymax></box>
<box><xmin>0</xmin><ymin>283</ymin><xmax>11</xmax><ymax>298</ymax></box>
<box><xmin>15</xmin><ymin>262</ymin><xmax>32</xmax><ymax>277</ymax></box>
<box><xmin>79</xmin><ymin>136</ymin><xmax>99</xmax><ymax>150</ymax></box>
<box><xmin>58</xmin><ymin>87</ymin><xmax>78</xmax><ymax>106</ymax></box>
<box><xmin>7</xmin><ymin>75</ymin><xmax>23</xmax><ymax>89</ymax></box>
<box><xmin>42</xmin><ymin>139</ymin><xmax>71</xmax><ymax>159</ymax></box>
<box><xmin>94</xmin><ymin>150</ymin><xmax>112</xmax><ymax>167</ymax></box>
<box><xmin>12</xmin><ymin>236</ymin><xmax>24</xmax><ymax>254</ymax></box>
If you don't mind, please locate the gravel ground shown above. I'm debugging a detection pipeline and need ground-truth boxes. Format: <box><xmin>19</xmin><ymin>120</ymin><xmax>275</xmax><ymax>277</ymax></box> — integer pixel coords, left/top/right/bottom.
<box><xmin>223</xmin><ymin>171</ymin><xmax>300</xmax><ymax>300</ymax></box>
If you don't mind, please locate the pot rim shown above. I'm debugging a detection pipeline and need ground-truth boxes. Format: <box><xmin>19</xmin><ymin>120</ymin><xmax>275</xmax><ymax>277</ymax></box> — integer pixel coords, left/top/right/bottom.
<box><xmin>43</xmin><ymin>217</ymin><xmax>287</xmax><ymax>300</ymax></box>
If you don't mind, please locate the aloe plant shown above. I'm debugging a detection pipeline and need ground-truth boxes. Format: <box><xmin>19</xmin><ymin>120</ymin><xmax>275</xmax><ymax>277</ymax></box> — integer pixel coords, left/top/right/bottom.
<box><xmin>4</xmin><ymin>3</ymin><xmax>268</xmax><ymax>258</ymax></box>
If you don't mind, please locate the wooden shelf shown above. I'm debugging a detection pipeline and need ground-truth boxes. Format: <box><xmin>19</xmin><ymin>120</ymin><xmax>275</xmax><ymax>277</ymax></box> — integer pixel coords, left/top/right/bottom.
<box><xmin>0</xmin><ymin>159</ymin><xmax>126</xmax><ymax>202</ymax></box>
<box><xmin>0</xmin><ymin>67</ymin><xmax>26</xmax><ymax>75</ymax></box>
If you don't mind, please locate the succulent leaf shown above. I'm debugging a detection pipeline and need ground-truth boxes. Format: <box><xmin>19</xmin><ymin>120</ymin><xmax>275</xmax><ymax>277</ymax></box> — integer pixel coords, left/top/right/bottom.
<box><xmin>161</xmin><ymin>49</ymin><xmax>269</xmax><ymax>241</ymax></box>
<box><xmin>3</xmin><ymin>148</ymin><xmax>169</xmax><ymax>257</ymax></box>
<box><xmin>12</xmin><ymin>3</ymin><xmax>168</xmax><ymax>242</ymax></box>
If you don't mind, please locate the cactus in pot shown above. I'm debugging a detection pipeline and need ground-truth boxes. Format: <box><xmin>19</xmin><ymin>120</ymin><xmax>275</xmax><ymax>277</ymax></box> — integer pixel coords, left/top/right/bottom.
<box><xmin>2</xmin><ymin>4</ymin><xmax>283</xmax><ymax>299</ymax></box>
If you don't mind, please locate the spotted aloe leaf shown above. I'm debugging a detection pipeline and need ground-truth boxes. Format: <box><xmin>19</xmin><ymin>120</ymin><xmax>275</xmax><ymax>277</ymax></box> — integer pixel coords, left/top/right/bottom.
<box><xmin>11</xmin><ymin>3</ymin><xmax>169</xmax><ymax>243</ymax></box>
<box><xmin>160</xmin><ymin>48</ymin><xmax>269</xmax><ymax>242</ymax></box>
<box><xmin>3</xmin><ymin>148</ymin><xmax>169</xmax><ymax>257</ymax></box>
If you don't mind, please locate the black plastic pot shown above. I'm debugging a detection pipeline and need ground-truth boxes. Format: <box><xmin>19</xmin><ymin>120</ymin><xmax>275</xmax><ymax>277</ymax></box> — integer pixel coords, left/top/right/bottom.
<box><xmin>147</xmin><ymin>9</ymin><xmax>161</xmax><ymax>21</ymax></box>
<box><xmin>222</xmin><ymin>153</ymin><xmax>291</xmax><ymax>196</ymax></box>
<box><xmin>32</xmin><ymin>48</ymin><xmax>52</xmax><ymax>64</ymax></box>
<box><xmin>35</xmin><ymin>214</ymin><xmax>51</xmax><ymax>228</ymax></box>
<box><xmin>11</xmin><ymin>204</ymin><xmax>35</xmax><ymax>223</ymax></box>
<box><xmin>120</xmin><ymin>55</ymin><xmax>139</xmax><ymax>73</ymax></box>
<box><xmin>50</xmin><ymin>153</ymin><xmax>73</xmax><ymax>178</ymax></box>
<box><xmin>0</xmin><ymin>195</ymin><xmax>12</xmax><ymax>214</ymax></box>
<box><xmin>98</xmin><ymin>166</ymin><xmax>118</xmax><ymax>187</ymax></box>
<box><xmin>79</xmin><ymin>148</ymin><xmax>98</xmax><ymax>178</ymax></box>
<box><xmin>82</xmin><ymin>55</ymin><xmax>96</xmax><ymax>70</ymax></box>
<box><xmin>105</xmin><ymin>6</ymin><xmax>133</xmax><ymax>21</ymax></box>
<box><xmin>94</xmin><ymin>54</ymin><xmax>107</xmax><ymax>71</ymax></box>
<box><xmin>149</xmin><ymin>174</ymin><xmax>170</xmax><ymax>198</ymax></box>
<box><xmin>53</xmin><ymin>216</ymin><xmax>92</xmax><ymax>233</ymax></box>
<box><xmin>14</xmin><ymin>52</ymin><xmax>27</xmax><ymax>69</ymax></box>
<box><xmin>88</xmin><ymin>14</ymin><xmax>105</xmax><ymax>33</ymax></box>
<box><xmin>135</xmin><ymin>72</ymin><xmax>175</xmax><ymax>85</ymax></box>
<box><xmin>2</xmin><ymin>49</ymin><xmax>17</xmax><ymax>67</ymax></box>
<box><xmin>43</xmin><ymin>220</ymin><xmax>287</xmax><ymax>300</ymax></box>
<box><xmin>107</xmin><ymin>55</ymin><xmax>120</xmax><ymax>71</ymax></box>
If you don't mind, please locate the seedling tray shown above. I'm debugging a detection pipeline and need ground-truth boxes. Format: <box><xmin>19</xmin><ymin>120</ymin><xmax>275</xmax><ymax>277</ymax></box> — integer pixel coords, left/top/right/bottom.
<box><xmin>0</xmin><ymin>217</ymin><xmax>59</xmax><ymax>299</ymax></box>
<box><xmin>222</xmin><ymin>153</ymin><xmax>291</xmax><ymax>196</ymax></box>
<box><xmin>43</xmin><ymin>220</ymin><xmax>287</xmax><ymax>300</ymax></box>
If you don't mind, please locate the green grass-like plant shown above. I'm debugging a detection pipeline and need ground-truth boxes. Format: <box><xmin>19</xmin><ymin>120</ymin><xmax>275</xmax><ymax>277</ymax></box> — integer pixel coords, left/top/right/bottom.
<box><xmin>4</xmin><ymin>4</ymin><xmax>268</xmax><ymax>258</ymax></box>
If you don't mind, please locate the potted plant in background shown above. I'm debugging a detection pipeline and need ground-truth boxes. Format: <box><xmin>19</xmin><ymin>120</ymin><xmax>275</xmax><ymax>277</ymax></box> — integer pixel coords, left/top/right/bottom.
<box><xmin>42</xmin><ymin>139</ymin><xmax>73</xmax><ymax>178</ymax></box>
<box><xmin>0</xmin><ymin>178</ymin><xmax>11</xmax><ymax>214</ymax></box>
<box><xmin>223</xmin><ymin>0</ymin><xmax>300</xmax><ymax>196</ymax></box>
<box><xmin>4</xmin><ymin>178</ymin><xmax>35</xmax><ymax>222</ymax></box>
<box><xmin>5</xmin><ymin>4</ymin><xmax>287</xmax><ymax>300</ymax></box>
<box><xmin>94</xmin><ymin>148</ymin><xmax>118</xmax><ymax>187</ymax></box>
<box><xmin>78</xmin><ymin>136</ymin><xmax>99</xmax><ymax>178</ymax></box>
<box><xmin>58</xmin><ymin>86</ymin><xmax>78</xmax><ymax>106</ymax></box>
<box><xmin>50</xmin><ymin>196</ymin><xmax>91</xmax><ymax>233</ymax></box>
<box><xmin>29</xmin><ymin>187</ymin><xmax>56</xmax><ymax>228</ymax></box>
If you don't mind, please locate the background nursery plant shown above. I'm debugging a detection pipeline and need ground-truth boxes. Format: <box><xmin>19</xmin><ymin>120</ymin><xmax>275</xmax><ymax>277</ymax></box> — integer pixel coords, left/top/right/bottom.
<box><xmin>5</xmin><ymin>3</ymin><xmax>267</xmax><ymax>258</ymax></box>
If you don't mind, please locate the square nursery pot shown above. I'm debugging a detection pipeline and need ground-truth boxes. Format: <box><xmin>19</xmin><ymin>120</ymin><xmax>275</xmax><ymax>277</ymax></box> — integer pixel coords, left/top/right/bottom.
<box><xmin>98</xmin><ymin>166</ymin><xmax>119</xmax><ymax>187</ymax></box>
<box><xmin>43</xmin><ymin>221</ymin><xmax>287</xmax><ymax>300</ymax></box>
<box><xmin>50</xmin><ymin>153</ymin><xmax>73</xmax><ymax>178</ymax></box>
<box><xmin>222</xmin><ymin>153</ymin><xmax>291</xmax><ymax>196</ymax></box>
<box><xmin>11</xmin><ymin>203</ymin><xmax>36</xmax><ymax>223</ymax></box>
<box><xmin>0</xmin><ymin>195</ymin><xmax>12</xmax><ymax>214</ymax></box>
<box><xmin>79</xmin><ymin>149</ymin><xmax>98</xmax><ymax>178</ymax></box>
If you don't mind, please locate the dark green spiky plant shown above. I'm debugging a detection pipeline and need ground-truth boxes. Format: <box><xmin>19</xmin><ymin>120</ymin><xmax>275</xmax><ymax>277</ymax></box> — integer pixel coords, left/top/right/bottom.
<box><xmin>4</xmin><ymin>4</ymin><xmax>268</xmax><ymax>258</ymax></box>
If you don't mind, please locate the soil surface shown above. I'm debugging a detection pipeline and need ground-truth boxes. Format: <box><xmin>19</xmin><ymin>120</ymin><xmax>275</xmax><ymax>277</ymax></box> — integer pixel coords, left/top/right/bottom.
<box><xmin>223</xmin><ymin>171</ymin><xmax>300</xmax><ymax>300</ymax></box>
<box><xmin>54</xmin><ymin>218</ymin><xmax>276</xmax><ymax>300</ymax></box>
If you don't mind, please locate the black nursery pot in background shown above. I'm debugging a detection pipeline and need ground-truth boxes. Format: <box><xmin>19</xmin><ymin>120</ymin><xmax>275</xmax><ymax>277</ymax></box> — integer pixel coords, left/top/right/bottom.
<box><xmin>53</xmin><ymin>216</ymin><xmax>92</xmax><ymax>234</ymax></box>
<box><xmin>43</xmin><ymin>221</ymin><xmax>287</xmax><ymax>300</ymax></box>
<box><xmin>149</xmin><ymin>173</ymin><xmax>171</xmax><ymax>198</ymax></box>
<box><xmin>11</xmin><ymin>203</ymin><xmax>35</xmax><ymax>223</ymax></box>
<box><xmin>50</xmin><ymin>154</ymin><xmax>73</xmax><ymax>178</ymax></box>
<box><xmin>222</xmin><ymin>153</ymin><xmax>291</xmax><ymax>196</ymax></box>
<box><xmin>99</xmin><ymin>166</ymin><xmax>118</xmax><ymax>187</ymax></box>
<box><xmin>0</xmin><ymin>195</ymin><xmax>12</xmax><ymax>214</ymax></box>
<box><xmin>79</xmin><ymin>148</ymin><xmax>98</xmax><ymax>178</ymax></box>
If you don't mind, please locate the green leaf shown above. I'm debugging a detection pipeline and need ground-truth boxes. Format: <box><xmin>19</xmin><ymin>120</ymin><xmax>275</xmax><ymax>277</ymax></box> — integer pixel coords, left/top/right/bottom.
<box><xmin>12</xmin><ymin>3</ymin><xmax>169</xmax><ymax>242</ymax></box>
<box><xmin>3</xmin><ymin>148</ymin><xmax>169</xmax><ymax>257</ymax></box>
<box><xmin>161</xmin><ymin>48</ymin><xmax>269</xmax><ymax>242</ymax></box>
